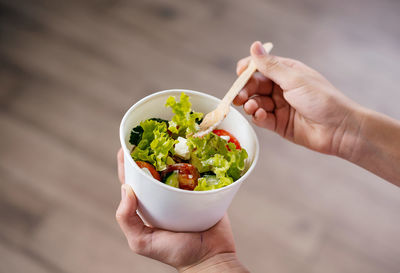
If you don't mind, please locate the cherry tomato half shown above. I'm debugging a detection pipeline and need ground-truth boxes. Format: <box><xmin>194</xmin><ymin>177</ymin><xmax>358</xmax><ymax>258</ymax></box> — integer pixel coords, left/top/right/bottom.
<box><xmin>135</xmin><ymin>161</ymin><xmax>161</xmax><ymax>181</ymax></box>
<box><xmin>161</xmin><ymin>163</ymin><xmax>200</xmax><ymax>191</ymax></box>
<box><xmin>212</xmin><ymin>129</ymin><xmax>241</xmax><ymax>150</ymax></box>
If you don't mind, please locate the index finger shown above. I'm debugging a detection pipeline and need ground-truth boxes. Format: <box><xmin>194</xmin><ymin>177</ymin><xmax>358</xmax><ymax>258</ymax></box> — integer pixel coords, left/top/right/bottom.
<box><xmin>233</xmin><ymin>72</ymin><xmax>273</xmax><ymax>106</ymax></box>
<box><xmin>236</xmin><ymin>56</ymin><xmax>251</xmax><ymax>76</ymax></box>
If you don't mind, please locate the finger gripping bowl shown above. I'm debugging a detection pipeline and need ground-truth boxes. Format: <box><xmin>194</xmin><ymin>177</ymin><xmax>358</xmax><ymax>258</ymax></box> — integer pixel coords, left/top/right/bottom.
<box><xmin>120</xmin><ymin>89</ymin><xmax>259</xmax><ymax>232</ymax></box>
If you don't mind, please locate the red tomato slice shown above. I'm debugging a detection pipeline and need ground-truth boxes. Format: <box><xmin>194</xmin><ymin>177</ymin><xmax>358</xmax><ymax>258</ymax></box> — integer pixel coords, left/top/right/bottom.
<box><xmin>135</xmin><ymin>161</ymin><xmax>161</xmax><ymax>181</ymax></box>
<box><xmin>161</xmin><ymin>163</ymin><xmax>200</xmax><ymax>191</ymax></box>
<box><xmin>212</xmin><ymin>129</ymin><xmax>241</xmax><ymax>150</ymax></box>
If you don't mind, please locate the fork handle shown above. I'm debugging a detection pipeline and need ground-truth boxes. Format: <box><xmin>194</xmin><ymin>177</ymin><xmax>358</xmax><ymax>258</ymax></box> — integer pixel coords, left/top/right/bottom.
<box><xmin>221</xmin><ymin>42</ymin><xmax>273</xmax><ymax>106</ymax></box>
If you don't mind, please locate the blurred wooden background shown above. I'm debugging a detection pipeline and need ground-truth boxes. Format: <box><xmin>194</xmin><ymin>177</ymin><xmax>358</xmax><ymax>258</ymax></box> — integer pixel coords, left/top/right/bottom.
<box><xmin>1</xmin><ymin>0</ymin><xmax>400</xmax><ymax>272</ymax></box>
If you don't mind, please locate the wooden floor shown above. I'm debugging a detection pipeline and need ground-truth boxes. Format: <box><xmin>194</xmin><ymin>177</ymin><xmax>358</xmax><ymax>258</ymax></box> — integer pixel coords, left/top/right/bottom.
<box><xmin>1</xmin><ymin>0</ymin><xmax>400</xmax><ymax>272</ymax></box>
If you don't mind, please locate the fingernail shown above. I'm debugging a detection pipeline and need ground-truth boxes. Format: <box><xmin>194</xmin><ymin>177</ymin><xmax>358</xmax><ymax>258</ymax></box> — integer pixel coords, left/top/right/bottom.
<box><xmin>253</xmin><ymin>42</ymin><xmax>266</xmax><ymax>56</ymax></box>
<box><xmin>255</xmin><ymin>108</ymin><xmax>266</xmax><ymax>121</ymax></box>
<box><xmin>249</xmin><ymin>98</ymin><xmax>258</xmax><ymax>107</ymax></box>
<box><xmin>121</xmin><ymin>185</ymin><xmax>127</xmax><ymax>201</ymax></box>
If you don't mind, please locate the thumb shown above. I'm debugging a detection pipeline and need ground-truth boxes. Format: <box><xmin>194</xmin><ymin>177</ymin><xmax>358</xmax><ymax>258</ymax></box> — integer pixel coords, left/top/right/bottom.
<box><xmin>116</xmin><ymin>184</ymin><xmax>152</xmax><ymax>250</ymax></box>
<box><xmin>250</xmin><ymin>41</ymin><xmax>301</xmax><ymax>90</ymax></box>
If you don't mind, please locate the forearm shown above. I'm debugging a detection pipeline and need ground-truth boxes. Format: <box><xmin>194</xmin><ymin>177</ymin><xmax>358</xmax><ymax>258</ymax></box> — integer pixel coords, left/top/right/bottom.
<box><xmin>339</xmin><ymin>107</ymin><xmax>400</xmax><ymax>186</ymax></box>
<box><xmin>179</xmin><ymin>253</ymin><xmax>249</xmax><ymax>273</ymax></box>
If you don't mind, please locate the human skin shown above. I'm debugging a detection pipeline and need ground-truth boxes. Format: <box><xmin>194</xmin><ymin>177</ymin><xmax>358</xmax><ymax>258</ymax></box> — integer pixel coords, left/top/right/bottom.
<box><xmin>234</xmin><ymin>41</ymin><xmax>400</xmax><ymax>186</ymax></box>
<box><xmin>116</xmin><ymin>41</ymin><xmax>400</xmax><ymax>272</ymax></box>
<box><xmin>116</xmin><ymin>149</ymin><xmax>249</xmax><ymax>273</ymax></box>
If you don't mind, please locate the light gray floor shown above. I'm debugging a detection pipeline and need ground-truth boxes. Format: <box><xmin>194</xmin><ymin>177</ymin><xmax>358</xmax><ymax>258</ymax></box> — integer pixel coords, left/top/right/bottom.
<box><xmin>1</xmin><ymin>0</ymin><xmax>400</xmax><ymax>272</ymax></box>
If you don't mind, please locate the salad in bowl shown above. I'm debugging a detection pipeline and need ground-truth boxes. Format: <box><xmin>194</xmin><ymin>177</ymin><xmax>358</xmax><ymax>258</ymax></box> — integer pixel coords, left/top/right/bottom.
<box><xmin>129</xmin><ymin>92</ymin><xmax>248</xmax><ymax>191</ymax></box>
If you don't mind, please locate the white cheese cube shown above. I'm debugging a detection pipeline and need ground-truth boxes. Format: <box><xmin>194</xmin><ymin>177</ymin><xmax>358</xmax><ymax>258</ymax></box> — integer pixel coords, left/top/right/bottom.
<box><xmin>220</xmin><ymin>135</ymin><xmax>230</xmax><ymax>142</ymax></box>
<box><xmin>174</xmin><ymin>137</ymin><xmax>190</xmax><ymax>159</ymax></box>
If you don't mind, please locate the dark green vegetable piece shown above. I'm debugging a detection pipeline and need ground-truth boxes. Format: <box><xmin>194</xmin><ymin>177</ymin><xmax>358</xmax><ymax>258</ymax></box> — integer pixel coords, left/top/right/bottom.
<box><xmin>129</xmin><ymin>125</ymin><xmax>144</xmax><ymax>146</ymax></box>
<box><xmin>201</xmin><ymin>171</ymin><xmax>216</xmax><ymax>176</ymax></box>
<box><xmin>149</xmin><ymin>118</ymin><xmax>169</xmax><ymax>125</ymax></box>
<box><xmin>164</xmin><ymin>171</ymin><xmax>179</xmax><ymax>188</ymax></box>
<box><xmin>129</xmin><ymin>118</ymin><xmax>168</xmax><ymax>146</ymax></box>
<box><xmin>190</xmin><ymin>111</ymin><xmax>203</xmax><ymax>125</ymax></box>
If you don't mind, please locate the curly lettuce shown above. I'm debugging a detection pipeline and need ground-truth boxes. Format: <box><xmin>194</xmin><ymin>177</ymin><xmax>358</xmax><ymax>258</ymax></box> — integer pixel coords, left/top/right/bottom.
<box><xmin>131</xmin><ymin>119</ymin><xmax>177</xmax><ymax>171</ymax></box>
<box><xmin>165</xmin><ymin>93</ymin><xmax>203</xmax><ymax>137</ymax></box>
<box><xmin>195</xmin><ymin>174</ymin><xmax>232</xmax><ymax>191</ymax></box>
<box><xmin>187</xmin><ymin>133</ymin><xmax>248</xmax><ymax>191</ymax></box>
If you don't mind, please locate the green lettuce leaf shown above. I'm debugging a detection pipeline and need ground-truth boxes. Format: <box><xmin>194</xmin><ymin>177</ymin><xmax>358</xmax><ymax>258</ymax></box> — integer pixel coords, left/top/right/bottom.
<box><xmin>165</xmin><ymin>93</ymin><xmax>203</xmax><ymax>136</ymax></box>
<box><xmin>187</xmin><ymin>133</ymin><xmax>248</xmax><ymax>191</ymax></box>
<box><xmin>131</xmin><ymin>119</ymin><xmax>177</xmax><ymax>171</ymax></box>
<box><xmin>226</xmin><ymin>143</ymin><xmax>248</xmax><ymax>180</ymax></box>
<box><xmin>195</xmin><ymin>175</ymin><xmax>232</xmax><ymax>191</ymax></box>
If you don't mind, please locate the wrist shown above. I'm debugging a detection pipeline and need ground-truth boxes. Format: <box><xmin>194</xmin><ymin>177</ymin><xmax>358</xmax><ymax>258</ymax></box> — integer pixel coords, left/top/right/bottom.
<box><xmin>178</xmin><ymin>253</ymin><xmax>249</xmax><ymax>273</ymax></box>
<box><xmin>335</xmin><ymin>104</ymin><xmax>368</xmax><ymax>162</ymax></box>
<box><xmin>337</xmin><ymin>106</ymin><xmax>400</xmax><ymax>185</ymax></box>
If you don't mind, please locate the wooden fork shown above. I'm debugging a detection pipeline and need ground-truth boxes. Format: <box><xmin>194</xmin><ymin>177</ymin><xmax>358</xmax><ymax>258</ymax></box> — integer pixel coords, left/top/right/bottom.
<box><xmin>194</xmin><ymin>42</ymin><xmax>273</xmax><ymax>137</ymax></box>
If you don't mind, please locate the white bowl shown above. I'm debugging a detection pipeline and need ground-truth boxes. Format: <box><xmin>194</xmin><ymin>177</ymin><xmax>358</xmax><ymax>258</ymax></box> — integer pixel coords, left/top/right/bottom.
<box><xmin>120</xmin><ymin>89</ymin><xmax>259</xmax><ymax>232</ymax></box>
